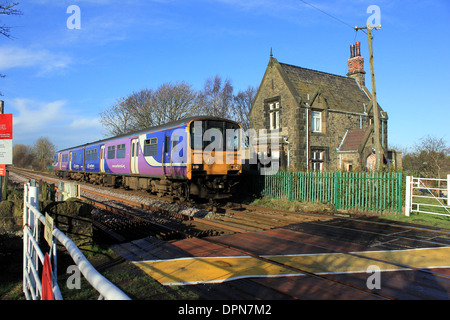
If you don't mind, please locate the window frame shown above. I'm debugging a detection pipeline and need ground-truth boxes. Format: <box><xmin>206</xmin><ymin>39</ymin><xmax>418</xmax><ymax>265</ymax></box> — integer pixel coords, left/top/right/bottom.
<box><xmin>311</xmin><ymin>149</ymin><xmax>326</xmax><ymax>172</ymax></box>
<box><xmin>143</xmin><ymin>138</ymin><xmax>158</xmax><ymax>157</ymax></box>
<box><xmin>311</xmin><ymin>111</ymin><xmax>322</xmax><ymax>133</ymax></box>
<box><xmin>269</xmin><ymin>101</ymin><xmax>280</xmax><ymax>130</ymax></box>
<box><xmin>107</xmin><ymin>145</ymin><xmax>116</xmax><ymax>159</ymax></box>
<box><xmin>116</xmin><ymin>144</ymin><xmax>126</xmax><ymax>159</ymax></box>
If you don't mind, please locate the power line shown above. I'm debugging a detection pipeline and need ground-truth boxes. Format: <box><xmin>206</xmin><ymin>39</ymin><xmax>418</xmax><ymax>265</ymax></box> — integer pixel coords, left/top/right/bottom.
<box><xmin>298</xmin><ymin>0</ymin><xmax>367</xmax><ymax>35</ymax></box>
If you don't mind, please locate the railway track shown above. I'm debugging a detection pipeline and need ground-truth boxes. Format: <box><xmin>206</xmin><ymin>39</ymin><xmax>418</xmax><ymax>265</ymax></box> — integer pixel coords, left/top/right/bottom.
<box><xmin>11</xmin><ymin>167</ymin><xmax>450</xmax><ymax>248</ymax></box>
<box><xmin>10</xmin><ymin>168</ymin><xmax>330</xmax><ymax>236</ymax></box>
<box><xmin>10</xmin><ymin>168</ymin><xmax>237</xmax><ymax>241</ymax></box>
<box><xmin>10</xmin><ymin>167</ymin><xmax>450</xmax><ymax>300</ymax></box>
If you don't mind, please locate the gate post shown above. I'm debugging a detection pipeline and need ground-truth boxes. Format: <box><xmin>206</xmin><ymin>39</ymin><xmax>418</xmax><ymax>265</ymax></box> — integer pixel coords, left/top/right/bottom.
<box><xmin>23</xmin><ymin>182</ymin><xmax>40</xmax><ymax>298</ymax></box>
<box><xmin>447</xmin><ymin>174</ymin><xmax>450</xmax><ymax>206</ymax></box>
<box><xmin>405</xmin><ymin>176</ymin><xmax>411</xmax><ymax>217</ymax></box>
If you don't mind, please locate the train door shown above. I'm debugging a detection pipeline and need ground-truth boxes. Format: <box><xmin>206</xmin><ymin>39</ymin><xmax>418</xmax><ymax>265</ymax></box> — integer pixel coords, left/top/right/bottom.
<box><xmin>131</xmin><ymin>138</ymin><xmax>139</xmax><ymax>174</ymax></box>
<box><xmin>69</xmin><ymin>152</ymin><xmax>73</xmax><ymax>171</ymax></box>
<box><xmin>100</xmin><ymin>145</ymin><xmax>105</xmax><ymax>173</ymax></box>
<box><xmin>163</xmin><ymin>134</ymin><xmax>171</xmax><ymax>175</ymax></box>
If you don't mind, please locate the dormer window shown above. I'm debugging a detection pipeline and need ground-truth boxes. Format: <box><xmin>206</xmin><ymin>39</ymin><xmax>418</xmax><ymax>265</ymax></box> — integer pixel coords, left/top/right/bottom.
<box><xmin>269</xmin><ymin>102</ymin><xmax>280</xmax><ymax>130</ymax></box>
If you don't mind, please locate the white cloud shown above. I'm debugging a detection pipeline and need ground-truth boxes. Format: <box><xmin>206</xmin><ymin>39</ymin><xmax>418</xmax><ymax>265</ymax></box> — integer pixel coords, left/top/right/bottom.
<box><xmin>9</xmin><ymin>98</ymin><xmax>102</xmax><ymax>150</ymax></box>
<box><xmin>0</xmin><ymin>46</ymin><xmax>72</xmax><ymax>75</ymax></box>
<box><xmin>68</xmin><ymin>118</ymin><xmax>101</xmax><ymax>130</ymax></box>
<box><xmin>12</xmin><ymin>99</ymin><xmax>67</xmax><ymax>131</ymax></box>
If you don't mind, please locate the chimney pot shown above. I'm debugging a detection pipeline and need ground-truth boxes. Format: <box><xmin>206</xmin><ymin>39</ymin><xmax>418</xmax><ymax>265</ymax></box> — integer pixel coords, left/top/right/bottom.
<box><xmin>347</xmin><ymin>42</ymin><xmax>365</xmax><ymax>87</ymax></box>
<box><xmin>350</xmin><ymin>44</ymin><xmax>355</xmax><ymax>58</ymax></box>
<box><xmin>355</xmin><ymin>41</ymin><xmax>361</xmax><ymax>57</ymax></box>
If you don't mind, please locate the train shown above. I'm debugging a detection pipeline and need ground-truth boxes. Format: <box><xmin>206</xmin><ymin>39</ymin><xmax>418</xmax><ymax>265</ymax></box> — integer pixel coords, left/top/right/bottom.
<box><xmin>53</xmin><ymin>116</ymin><xmax>242</xmax><ymax>200</ymax></box>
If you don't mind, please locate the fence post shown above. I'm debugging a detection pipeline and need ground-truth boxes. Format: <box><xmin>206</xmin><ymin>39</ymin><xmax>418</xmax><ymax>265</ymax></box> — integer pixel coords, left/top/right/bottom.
<box><xmin>397</xmin><ymin>172</ymin><xmax>403</xmax><ymax>214</ymax></box>
<box><xmin>335</xmin><ymin>172</ymin><xmax>340</xmax><ymax>210</ymax></box>
<box><xmin>447</xmin><ymin>174</ymin><xmax>450</xmax><ymax>206</ymax></box>
<box><xmin>405</xmin><ymin>176</ymin><xmax>411</xmax><ymax>217</ymax></box>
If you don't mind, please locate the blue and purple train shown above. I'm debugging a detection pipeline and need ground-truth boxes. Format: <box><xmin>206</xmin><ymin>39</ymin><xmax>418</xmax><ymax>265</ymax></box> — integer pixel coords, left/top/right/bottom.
<box><xmin>53</xmin><ymin>116</ymin><xmax>242</xmax><ymax>199</ymax></box>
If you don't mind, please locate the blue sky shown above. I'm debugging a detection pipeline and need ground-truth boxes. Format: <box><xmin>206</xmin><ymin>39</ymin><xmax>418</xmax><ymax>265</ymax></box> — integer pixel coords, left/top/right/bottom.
<box><xmin>1</xmin><ymin>0</ymin><xmax>449</xmax><ymax>151</ymax></box>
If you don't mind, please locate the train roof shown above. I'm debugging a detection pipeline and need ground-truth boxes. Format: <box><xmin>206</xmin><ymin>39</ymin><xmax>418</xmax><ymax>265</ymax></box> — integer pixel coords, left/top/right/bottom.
<box><xmin>56</xmin><ymin>115</ymin><xmax>240</xmax><ymax>153</ymax></box>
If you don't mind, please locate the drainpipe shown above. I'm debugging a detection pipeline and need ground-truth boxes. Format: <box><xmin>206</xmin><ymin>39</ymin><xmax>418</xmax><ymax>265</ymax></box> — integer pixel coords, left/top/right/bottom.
<box><xmin>283</xmin><ymin>136</ymin><xmax>290</xmax><ymax>169</ymax></box>
<box><xmin>305</xmin><ymin>103</ymin><xmax>310</xmax><ymax>171</ymax></box>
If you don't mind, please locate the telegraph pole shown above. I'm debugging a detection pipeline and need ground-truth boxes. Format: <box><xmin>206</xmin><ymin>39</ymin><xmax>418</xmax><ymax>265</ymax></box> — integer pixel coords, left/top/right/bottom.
<box><xmin>355</xmin><ymin>22</ymin><xmax>382</xmax><ymax>170</ymax></box>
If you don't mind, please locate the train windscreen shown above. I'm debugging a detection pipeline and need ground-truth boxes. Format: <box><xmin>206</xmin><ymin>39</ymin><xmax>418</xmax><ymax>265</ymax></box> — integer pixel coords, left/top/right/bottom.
<box><xmin>190</xmin><ymin>120</ymin><xmax>240</xmax><ymax>151</ymax></box>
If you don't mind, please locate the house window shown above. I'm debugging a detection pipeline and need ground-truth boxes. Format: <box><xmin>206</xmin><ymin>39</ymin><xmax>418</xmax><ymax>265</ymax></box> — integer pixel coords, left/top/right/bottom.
<box><xmin>311</xmin><ymin>149</ymin><xmax>325</xmax><ymax>172</ymax></box>
<box><xmin>311</xmin><ymin>111</ymin><xmax>321</xmax><ymax>132</ymax></box>
<box><xmin>269</xmin><ymin>102</ymin><xmax>280</xmax><ymax>130</ymax></box>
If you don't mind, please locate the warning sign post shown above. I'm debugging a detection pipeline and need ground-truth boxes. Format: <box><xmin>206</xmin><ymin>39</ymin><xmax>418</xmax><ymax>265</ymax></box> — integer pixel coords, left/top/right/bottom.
<box><xmin>0</xmin><ymin>113</ymin><xmax>12</xmax><ymax>165</ymax></box>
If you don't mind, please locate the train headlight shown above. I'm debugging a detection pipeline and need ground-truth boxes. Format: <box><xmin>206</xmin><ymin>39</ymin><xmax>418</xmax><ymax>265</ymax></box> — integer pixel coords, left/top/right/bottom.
<box><xmin>192</xmin><ymin>164</ymin><xmax>203</xmax><ymax>170</ymax></box>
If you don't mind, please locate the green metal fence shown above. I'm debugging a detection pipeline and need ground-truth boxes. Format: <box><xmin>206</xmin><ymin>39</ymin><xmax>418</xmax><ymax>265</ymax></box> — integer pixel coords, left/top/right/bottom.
<box><xmin>248</xmin><ymin>171</ymin><xmax>403</xmax><ymax>214</ymax></box>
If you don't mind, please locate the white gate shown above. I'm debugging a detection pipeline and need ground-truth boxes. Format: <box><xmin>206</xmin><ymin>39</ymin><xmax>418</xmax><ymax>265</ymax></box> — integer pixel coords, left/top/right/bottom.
<box><xmin>23</xmin><ymin>181</ymin><xmax>131</xmax><ymax>300</ymax></box>
<box><xmin>405</xmin><ymin>174</ymin><xmax>450</xmax><ymax>217</ymax></box>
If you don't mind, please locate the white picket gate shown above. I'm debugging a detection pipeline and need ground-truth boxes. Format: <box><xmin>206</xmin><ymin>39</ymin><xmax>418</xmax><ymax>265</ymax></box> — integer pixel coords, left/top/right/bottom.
<box><xmin>22</xmin><ymin>181</ymin><xmax>131</xmax><ymax>300</ymax></box>
<box><xmin>405</xmin><ymin>175</ymin><xmax>450</xmax><ymax>217</ymax></box>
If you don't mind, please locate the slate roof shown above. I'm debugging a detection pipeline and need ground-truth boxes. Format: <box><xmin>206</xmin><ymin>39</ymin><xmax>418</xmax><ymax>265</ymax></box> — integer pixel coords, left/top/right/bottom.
<box><xmin>278</xmin><ymin>62</ymin><xmax>376</xmax><ymax>114</ymax></box>
<box><xmin>337</xmin><ymin>129</ymin><xmax>368</xmax><ymax>152</ymax></box>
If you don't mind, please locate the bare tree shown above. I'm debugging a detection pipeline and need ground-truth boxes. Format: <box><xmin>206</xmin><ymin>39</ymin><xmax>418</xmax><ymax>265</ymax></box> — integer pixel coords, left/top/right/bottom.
<box><xmin>124</xmin><ymin>89</ymin><xmax>156</xmax><ymax>130</ymax></box>
<box><xmin>0</xmin><ymin>1</ymin><xmax>21</xmax><ymax>39</ymax></box>
<box><xmin>198</xmin><ymin>75</ymin><xmax>234</xmax><ymax>118</ymax></box>
<box><xmin>100</xmin><ymin>82</ymin><xmax>200</xmax><ymax>136</ymax></box>
<box><xmin>0</xmin><ymin>1</ymin><xmax>22</xmax><ymax>95</ymax></box>
<box><xmin>99</xmin><ymin>98</ymin><xmax>135</xmax><ymax>136</ymax></box>
<box><xmin>32</xmin><ymin>137</ymin><xmax>56</xmax><ymax>171</ymax></box>
<box><xmin>233</xmin><ymin>86</ymin><xmax>257</xmax><ymax>131</ymax></box>
<box><xmin>154</xmin><ymin>81</ymin><xmax>200</xmax><ymax>124</ymax></box>
<box><xmin>13</xmin><ymin>144</ymin><xmax>33</xmax><ymax>168</ymax></box>
<box><xmin>412</xmin><ymin>135</ymin><xmax>450</xmax><ymax>179</ymax></box>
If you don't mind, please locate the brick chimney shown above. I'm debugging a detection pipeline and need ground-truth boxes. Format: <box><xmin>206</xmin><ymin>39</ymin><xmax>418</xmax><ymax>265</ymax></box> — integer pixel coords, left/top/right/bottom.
<box><xmin>347</xmin><ymin>41</ymin><xmax>366</xmax><ymax>87</ymax></box>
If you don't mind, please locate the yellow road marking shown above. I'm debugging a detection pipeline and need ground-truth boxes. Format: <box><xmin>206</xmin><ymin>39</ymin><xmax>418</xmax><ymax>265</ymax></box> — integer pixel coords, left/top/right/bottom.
<box><xmin>133</xmin><ymin>247</ymin><xmax>450</xmax><ymax>286</ymax></box>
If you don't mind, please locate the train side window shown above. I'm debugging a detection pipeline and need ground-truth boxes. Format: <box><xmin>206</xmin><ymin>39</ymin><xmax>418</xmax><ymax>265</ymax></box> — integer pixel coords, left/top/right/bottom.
<box><xmin>171</xmin><ymin>135</ymin><xmax>179</xmax><ymax>149</ymax></box>
<box><xmin>144</xmin><ymin>138</ymin><xmax>158</xmax><ymax>157</ymax></box>
<box><xmin>107</xmin><ymin>146</ymin><xmax>116</xmax><ymax>159</ymax></box>
<box><xmin>164</xmin><ymin>136</ymin><xmax>170</xmax><ymax>153</ymax></box>
<box><xmin>117</xmin><ymin>144</ymin><xmax>126</xmax><ymax>159</ymax></box>
<box><xmin>92</xmin><ymin>149</ymin><xmax>98</xmax><ymax>161</ymax></box>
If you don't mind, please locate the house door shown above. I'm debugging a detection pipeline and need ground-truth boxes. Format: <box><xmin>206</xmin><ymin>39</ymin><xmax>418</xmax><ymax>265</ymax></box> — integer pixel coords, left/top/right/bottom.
<box><xmin>366</xmin><ymin>153</ymin><xmax>376</xmax><ymax>171</ymax></box>
<box><xmin>131</xmin><ymin>138</ymin><xmax>139</xmax><ymax>174</ymax></box>
<box><xmin>100</xmin><ymin>145</ymin><xmax>105</xmax><ymax>173</ymax></box>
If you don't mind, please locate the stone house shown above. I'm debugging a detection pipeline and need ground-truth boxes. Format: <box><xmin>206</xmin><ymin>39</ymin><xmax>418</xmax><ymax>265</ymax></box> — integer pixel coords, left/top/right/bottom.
<box><xmin>249</xmin><ymin>43</ymin><xmax>391</xmax><ymax>171</ymax></box>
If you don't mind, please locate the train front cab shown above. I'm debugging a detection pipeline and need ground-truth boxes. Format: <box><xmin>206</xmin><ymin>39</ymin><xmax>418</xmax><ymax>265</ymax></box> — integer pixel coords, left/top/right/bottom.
<box><xmin>187</xmin><ymin>118</ymin><xmax>242</xmax><ymax>199</ymax></box>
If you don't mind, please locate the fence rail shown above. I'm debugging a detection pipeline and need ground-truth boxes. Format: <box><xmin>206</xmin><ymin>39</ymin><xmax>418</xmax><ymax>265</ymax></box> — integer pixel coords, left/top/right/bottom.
<box><xmin>405</xmin><ymin>175</ymin><xmax>450</xmax><ymax>217</ymax></box>
<box><xmin>23</xmin><ymin>181</ymin><xmax>131</xmax><ymax>300</ymax></box>
<box><xmin>247</xmin><ymin>171</ymin><xmax>403</xmax><ymax>214</ymax></box>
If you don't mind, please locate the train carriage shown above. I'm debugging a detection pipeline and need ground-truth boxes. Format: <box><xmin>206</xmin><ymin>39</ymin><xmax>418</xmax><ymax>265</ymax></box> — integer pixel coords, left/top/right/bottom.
<box><xmin>53</xmin><ymin>116</ymin><xmax>242</xmax><ymax>200</ymax></box>
<box><xmin>85</xmin><ymin>145</ymin><xmax>101</xmax><ymax>173</ymax></box>
<box><xmin>69</xmin><ymin>148</ymin><xmax>84</xmax><ymax>172</ymax></box>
